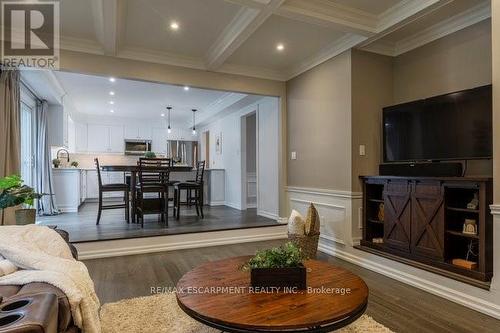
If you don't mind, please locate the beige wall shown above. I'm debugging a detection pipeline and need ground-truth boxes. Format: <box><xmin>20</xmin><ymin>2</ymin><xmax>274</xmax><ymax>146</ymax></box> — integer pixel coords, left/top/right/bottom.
<box><xmin>393</xmin><ymin>20</ymin><xmax>492</xmax><ymax>176</ymax></box>
<box><xmin>393</xmin><ymin>20</ymin><xmax>492</xmax><ymax>104</ymax></box>
<box><xmin>286</xmin><ymin>51</ymin><xmax>352</xmax><ymax>191</ymax></box>
<box><xmin>351</xmin><ymin>50</ymin><xmax>393</xmax><ymax>192</ymax></box>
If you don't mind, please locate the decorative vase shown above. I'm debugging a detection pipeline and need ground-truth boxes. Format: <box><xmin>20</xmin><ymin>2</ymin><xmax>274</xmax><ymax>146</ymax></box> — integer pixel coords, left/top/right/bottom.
<box><xmin>15</xmin><ymin>208</ymin><xmax>36</xmax><ymax>225</ymax></box>
<box><xmin>250</xmin><ymin>266</ymin><xmax>307</xmax><ymax>289</ymax></box>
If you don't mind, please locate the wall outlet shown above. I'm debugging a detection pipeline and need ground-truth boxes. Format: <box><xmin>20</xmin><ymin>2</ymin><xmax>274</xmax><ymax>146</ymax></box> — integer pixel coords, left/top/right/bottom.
<box><xmin>359</xmin><ymin>145</ymin><xmax>366</xmax><ymax>156</ymax></box>
<box><xmin>291</xmin><ymin>151</ymin><xmax>297</xmax><ymax>160</ymax></box>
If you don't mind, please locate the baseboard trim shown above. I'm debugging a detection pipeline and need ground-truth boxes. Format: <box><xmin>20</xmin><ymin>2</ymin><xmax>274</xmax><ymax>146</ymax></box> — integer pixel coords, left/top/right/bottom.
<box><xmin>225</xmin><ymin>202</ymin><xmax>242</xmax><ymax>210</ymax></box>
<box><xmin>209</xmin><ymin>201</ymin><xmax>225</xmax><ymax>206</ymax></box>
<box><xmin>318</xmin><ymin>243</ymin><xmax>500</xmax><ymax>320</ymax></box>
<box><xmin>258</xmin><ymin>210</ymin><xmax>279</xmax><ymax>220</ymax></box>
<box><xmin>77</xmin><ymin>226</ymin><xmax>287</xmax><ymax>260</ymax></box>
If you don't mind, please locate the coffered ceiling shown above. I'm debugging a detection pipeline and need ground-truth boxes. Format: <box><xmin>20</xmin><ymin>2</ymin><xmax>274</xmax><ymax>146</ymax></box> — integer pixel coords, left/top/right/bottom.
<box><xmin>56</xmin><ymin>0</ymin><xmax>491</xmax><ymax>81</ymax></box>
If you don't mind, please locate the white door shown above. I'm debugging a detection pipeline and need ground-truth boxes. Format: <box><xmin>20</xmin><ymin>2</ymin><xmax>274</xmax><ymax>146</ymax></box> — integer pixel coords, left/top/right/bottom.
<box><xmin>20</xmin><ymin>101</ymin><xmax>34</xmax><ymax>187</ymax></box>
<box><xmin>87</xmin><ymin>124</ymin><xmax>108</xmax><ymax>152</ymax></box>
<box><xmin>108</xmin><ymin>125</ymin><xmax>124</xmax><ymax>152</ymax></box>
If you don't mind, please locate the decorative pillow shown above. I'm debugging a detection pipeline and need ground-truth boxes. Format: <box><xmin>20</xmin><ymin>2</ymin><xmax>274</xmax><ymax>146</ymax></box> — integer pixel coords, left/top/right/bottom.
<box><xmin>305</xmin><ymin>203</ymin><xmax>320</xmax><ymax>235</ymax></box>
<box><xmin>287</xmin><ymin>210</ymin><xmax>305</xmax><ymax>235</ymax></box>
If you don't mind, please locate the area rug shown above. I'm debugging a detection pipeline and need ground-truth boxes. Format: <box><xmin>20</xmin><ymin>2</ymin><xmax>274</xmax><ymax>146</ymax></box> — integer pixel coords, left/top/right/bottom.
<box><xmin>100</xmin><ymin>293</ymin><xmax>393</xmax><ymax>333</ymax></box>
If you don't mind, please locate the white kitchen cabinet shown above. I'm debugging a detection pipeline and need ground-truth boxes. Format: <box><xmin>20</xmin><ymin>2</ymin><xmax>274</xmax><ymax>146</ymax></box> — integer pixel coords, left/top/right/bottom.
<box><xmin>85</xmin><ymin>170</ymin><xmax>125</xmax><ymax>199</ymax></box>
<box><xmin>47</xmin><ymin>105</ymin><xmax>69</xmax><ymax>147</ymax></box>
<box><xmin>152</xmin><ymin>128</ymin><xmax>167</xmax><ymax>154</ymax></box>
<box><xmin>109</xmin><ymin>125</ymin><xmax>124</xmax><ymax>152</ymax></box>
<box><xmin>166</xmin><ymin>128</ymin><xmax>194</xmax><ymax>141</ymax></box>
<box><xmin>75</xmin><ymin>123</ymin><xmax>88</xmax><ymax>152</ymax></box>
<box><xmin>53</xmin><ymin>169</ymin><xmax>81</xmax><ymax>212</ymax></box>
<box><xmin>87</xmin><ymin>124</ymin><xmax>124</xmax><ymax>153</ymax></box>
<box><xmin>86</xmin><ymin>170</ymin><xmax>99</xmax><ymax>199</ymax></box>
<box><xmin>80</xmin><ymin>170</ymin><xmax>87</xmax><ymax>203</ymax></box>
<box><xmin>125</xmin><ymin>125</ymin><xmax>151</xmax><ymax>140</ymax></box>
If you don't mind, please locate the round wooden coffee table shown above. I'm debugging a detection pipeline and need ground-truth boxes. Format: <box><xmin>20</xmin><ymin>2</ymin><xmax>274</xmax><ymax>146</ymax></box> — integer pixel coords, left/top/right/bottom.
<box><xmin>176</xmin><ymin>256</ymin><xmax>368</xmax><ymax>332</ymax></box>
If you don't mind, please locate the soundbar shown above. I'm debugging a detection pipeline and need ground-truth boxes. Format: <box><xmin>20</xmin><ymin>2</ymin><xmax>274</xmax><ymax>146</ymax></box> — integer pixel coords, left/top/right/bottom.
<box><xmin>379</xmin><ymin>162</ymin><xmax>463</xmax><ymax>177</ymax></box>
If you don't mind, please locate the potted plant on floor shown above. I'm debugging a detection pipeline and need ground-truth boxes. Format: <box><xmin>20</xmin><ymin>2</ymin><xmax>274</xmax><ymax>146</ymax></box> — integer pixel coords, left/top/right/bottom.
<box><xmin>0</xmin><ymin>175</ymin><xmax>43</xmax><ymax>225</ymax></box>
<box><xmin>244</xmin><ymin>242</ymin><xmax>307</xmax><ymax>289</ymax></box>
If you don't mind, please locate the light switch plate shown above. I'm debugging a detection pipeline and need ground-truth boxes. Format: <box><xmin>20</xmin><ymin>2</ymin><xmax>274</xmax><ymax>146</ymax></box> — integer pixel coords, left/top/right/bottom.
<box><xmin>291</xmin><ymin>151</ymin><xmax>297</xmax><ymax>160</ymax></box>
<box><xmin>359</xmin><ymin>145</ymin><xmax>366</xmax><ymax>156</ymax></box>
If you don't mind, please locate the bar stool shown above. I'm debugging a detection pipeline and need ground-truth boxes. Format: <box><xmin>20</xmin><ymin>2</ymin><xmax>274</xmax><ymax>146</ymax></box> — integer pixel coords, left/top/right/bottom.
<box><xmin>95</xmin><ymin>158</ymin><xmax>130</xmax><ymax>225</ymax></box>
<box><xmin>174</xmin><ymin>161</ymin><xmax>205</xmax><ymax>220</ymax></box>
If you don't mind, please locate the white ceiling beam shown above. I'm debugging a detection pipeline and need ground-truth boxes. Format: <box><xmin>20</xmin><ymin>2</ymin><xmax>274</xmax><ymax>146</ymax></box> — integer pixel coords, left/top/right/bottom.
<box><xmin>91</xmin><ymin>0</ymin><xmax>124</xmax><ymax>56</ymax></box>
<box><xmin>275</xmin><ymin>0</ymin><xmax>377</xmax><ymax>36</ymax></box>
<box><xmin>358</xmin><ymin>0</ymin><xmax>453</xmax><ymax>48</ymax></box>
<box><xmin>223</xmin><ymin>0</ymin><xmax>268</xmax><ymax>10</ymax></box>
<box><xmin>205</xmin><ymin>0</ymin><xmax>286</xmax><ymax>70</ymax></box>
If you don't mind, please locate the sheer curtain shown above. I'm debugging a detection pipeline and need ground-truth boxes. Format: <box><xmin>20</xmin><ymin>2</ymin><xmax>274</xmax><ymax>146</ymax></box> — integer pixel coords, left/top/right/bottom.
<box><xmin>35</xmin><ymin>100</ymin><xmax>59</xmax><ymax>216</ymax></box>
<box><xmin>0</xmin><ymin>68</ymin><xmax>21</xmax><ymax>225</ymax></box>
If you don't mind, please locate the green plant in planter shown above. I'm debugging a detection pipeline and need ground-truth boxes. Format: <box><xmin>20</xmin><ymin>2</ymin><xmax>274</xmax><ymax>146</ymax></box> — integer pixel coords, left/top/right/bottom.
<box><xmin>245</xmin><ymin>242</ymin><xmax>304</xmax><ymax>269</ymax></box>
<box><xmin>52</xmin><ymin>158</ymin><xmax>61</xmax><ymax>168</ymax></box>
<box><xmin>0</xmin><ymin>175</ymin><xmax>43</xmax><ymax>225</ymax></box>
<box><xmin>144</xmin><ymin>152</ymin><xmax>156</xmax><ymax>158</ymax></box>
<box><xmin>70</xmin><ymin>161</ymin><xmax>79</xmax><ymax>168</ymax></box>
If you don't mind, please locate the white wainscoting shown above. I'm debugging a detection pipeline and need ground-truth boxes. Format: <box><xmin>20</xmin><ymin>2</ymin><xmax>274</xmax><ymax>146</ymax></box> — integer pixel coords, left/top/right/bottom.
<box><xmin>287</xmin><ymin>186</ymin><xmax>500</xmax><ymax>319</ymax></box>
<box><xmin>286</xmin><ymin>186</ymin><xmax>362</xmax><ymax>246</ymax></box>
<box><xmin>247</xmin><ymin>172</ymin><xmax>257</xmax><ymax>208</ymax></box>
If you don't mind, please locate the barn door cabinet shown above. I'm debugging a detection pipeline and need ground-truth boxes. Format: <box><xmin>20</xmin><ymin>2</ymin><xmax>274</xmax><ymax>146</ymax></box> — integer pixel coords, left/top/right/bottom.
<box><xmin>358</xmin><ymin>176</ymin><xmax>493</xmax><ymax>289</ymax></box>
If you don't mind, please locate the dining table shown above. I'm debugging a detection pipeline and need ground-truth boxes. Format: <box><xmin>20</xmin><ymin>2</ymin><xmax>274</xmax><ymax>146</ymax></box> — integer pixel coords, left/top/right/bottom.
<box><xmin>101</xmin><ymin>164</ymin><xmax>195</xmax><ymax>223</ymax></box>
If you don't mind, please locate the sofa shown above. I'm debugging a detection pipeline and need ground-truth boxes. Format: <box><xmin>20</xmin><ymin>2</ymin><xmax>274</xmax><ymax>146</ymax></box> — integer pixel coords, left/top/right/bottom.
<box><xmin>0</xmin><ymin>229</ymin><xmax>80</xmax><ymax>333</ymax></box>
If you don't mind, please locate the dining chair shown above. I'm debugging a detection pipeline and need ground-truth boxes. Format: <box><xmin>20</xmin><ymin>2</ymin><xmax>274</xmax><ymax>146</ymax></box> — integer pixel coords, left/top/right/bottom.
<box><xmin>174</xmin><ymin>161</ymin><xmax>206</xmax><ymax>220</ymax></box>
<box><xmin>95</xmin><ymin>158</ymin><xmax>130</xmax><ymax>225</ymax></box>
<box><xmin>135</xmin><ymin>158</ymin><xmax>171</xmax><ymax>228</ymax></box>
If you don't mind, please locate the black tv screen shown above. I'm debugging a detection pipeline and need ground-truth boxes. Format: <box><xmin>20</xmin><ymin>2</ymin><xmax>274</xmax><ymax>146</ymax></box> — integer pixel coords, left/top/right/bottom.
<box><xmin>383</xmin><ymin>85</ymin><xmax>492</xmax><ymax>162</ymax></box>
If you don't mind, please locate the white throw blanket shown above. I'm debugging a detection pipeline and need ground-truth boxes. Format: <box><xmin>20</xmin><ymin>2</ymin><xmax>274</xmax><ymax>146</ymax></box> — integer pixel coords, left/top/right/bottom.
<box><xmin>0</xmin><ymin>225</ymin><xmax>101</xmax><ymax>333</ymax></box>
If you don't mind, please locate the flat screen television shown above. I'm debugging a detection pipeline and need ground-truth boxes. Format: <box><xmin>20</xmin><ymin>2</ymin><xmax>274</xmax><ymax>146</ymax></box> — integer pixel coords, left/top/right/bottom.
<box><xmin>383</xmin><ymin>85</ymin><xmax>492</xmax><ymax>162</ymax></box>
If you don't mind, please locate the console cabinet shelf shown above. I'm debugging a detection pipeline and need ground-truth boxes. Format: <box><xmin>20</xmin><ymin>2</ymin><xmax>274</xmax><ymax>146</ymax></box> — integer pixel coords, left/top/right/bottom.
<box><xmin>357</xmin><ymin>176</ymin><xmax>493</xmax><ymax>289</ymax></box>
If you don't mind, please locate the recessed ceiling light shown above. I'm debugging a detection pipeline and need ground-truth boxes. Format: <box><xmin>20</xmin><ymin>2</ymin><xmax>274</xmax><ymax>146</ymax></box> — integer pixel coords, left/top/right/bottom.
<box><xmin>110</xmin><ymin>110</ymin><xmax>114</xmax><ymax>113</ymax></box>
<box><xmin>109</xmin><ymin>101</ymin><xmax>114</xmax><ymax>105</ymax></box>
<box><xmin>161</xmin><ymin>113</ymin><xmax>165</xmax><ymax>117</ymax></box>
<box><xmin>109</xmin><ymin>91</ymin><xmax>115</xmax><ymax>96</ymax></box>
<box><xmin>170</xmin><ymin>21</ymin><xmax>179</xmax><ymax>31</ymax></box>
<box><xmin>276</xmin><ymin>43</ymin><xmax>285</xmax><ymax>51</ymax></box>
<box><xmin>109</xmin><ymin>77</ymin><xmax>116</xmax><ymax>82</ymax></box>
<box><xmin>184</xmin><ymin>86</ymin><xmax>190</xmax><ymax>91</ymax></box>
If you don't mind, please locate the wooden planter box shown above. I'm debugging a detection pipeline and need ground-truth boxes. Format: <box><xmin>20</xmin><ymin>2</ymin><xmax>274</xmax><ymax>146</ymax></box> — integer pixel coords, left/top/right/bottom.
<box><xmin>250</xmin><ymin>266</ymin><xmax>306</xmax><ymax>290</ymax></box>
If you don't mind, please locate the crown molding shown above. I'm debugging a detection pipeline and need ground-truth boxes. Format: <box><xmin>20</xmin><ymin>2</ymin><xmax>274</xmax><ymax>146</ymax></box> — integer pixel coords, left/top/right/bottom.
<box><xmin>275</xmin><ymin>0</ymin><xmax>376</xmax><ymax>36</ymax></box>
<box><xmin>217</xmin><ymin>62</ymin><xmax>288</xmax><ymax>81</ymax></box>
<box><xmin>359</xmin><ymin>0</ymin><xmax>453</xmax><ymax>48</ymax></box>
<box><xmin>287</xmin><ymin>33</ymin><xmax>367</xmax><ymax>80</ymax></box>
<box><xmin>60</xmin><ymin>36</ymin><xmax>104</xmax><ymax>55</ymax></box>
<box><xmin>361</xmin><ymin>1</ymin><xmax>491</xmax><ymax>57</ymax></box>
<box><xmin>393</xmin><ymin>1</ymin><xmax>491</xmax><ymax>56</ymax></box>
<box><xmin>117</xmin><ymin>47</ymin><xmax>206</xmax><ymax>70</ymax></box>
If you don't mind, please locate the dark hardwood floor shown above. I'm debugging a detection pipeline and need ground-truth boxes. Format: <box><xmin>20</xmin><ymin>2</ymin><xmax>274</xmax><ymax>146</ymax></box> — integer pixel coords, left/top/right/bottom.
<box><xmin>84</xmin><ymin>240</ymin><xmax>500</xmax><ymax>333</ymax></box>
<box><xmin>37</xmin><ymin>203</ymin><xmax>278</xmax><ymax>243</ymax></box>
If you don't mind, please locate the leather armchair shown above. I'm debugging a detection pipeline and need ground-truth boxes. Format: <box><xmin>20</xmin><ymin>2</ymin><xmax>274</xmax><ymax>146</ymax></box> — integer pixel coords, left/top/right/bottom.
<box><xmin>0</xmin><ymin>229</ymin><xmax>80</xmax><ymax>333</ymax></box>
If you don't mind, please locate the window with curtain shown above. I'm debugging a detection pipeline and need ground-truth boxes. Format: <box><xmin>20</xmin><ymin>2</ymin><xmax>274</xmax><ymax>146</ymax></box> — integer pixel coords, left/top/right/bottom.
<box><xmin>20</xmin><ymin>87</ymin><xmax>36</xmax><ymax>187</ymax></box>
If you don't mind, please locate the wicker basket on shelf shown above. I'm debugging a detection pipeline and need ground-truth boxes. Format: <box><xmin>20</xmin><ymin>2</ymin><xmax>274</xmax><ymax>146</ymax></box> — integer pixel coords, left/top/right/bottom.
<box><xmin>288</xmin><ymin>232</ymin><xmax>320</xmax><ymax>259</ymax></box>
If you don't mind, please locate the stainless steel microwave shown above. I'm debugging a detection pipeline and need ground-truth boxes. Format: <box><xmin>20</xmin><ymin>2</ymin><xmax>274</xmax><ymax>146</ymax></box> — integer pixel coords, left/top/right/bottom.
<box><xmin>124</xmin><ymin>140</ymin><xmax>152</xmax><ymax>155</ymax></box>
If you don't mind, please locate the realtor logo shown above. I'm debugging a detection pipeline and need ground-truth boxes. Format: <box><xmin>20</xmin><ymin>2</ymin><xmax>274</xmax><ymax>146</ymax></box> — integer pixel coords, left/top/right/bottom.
<box><xmin>1</xmin><ymin>1</ymin><xmax>60</xmax><ymax>69</ymax></box>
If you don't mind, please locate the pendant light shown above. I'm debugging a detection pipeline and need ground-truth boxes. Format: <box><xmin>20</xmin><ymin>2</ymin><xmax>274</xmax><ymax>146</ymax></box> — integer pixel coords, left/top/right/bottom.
<box><xmin>166</xmin><ymin>106</ymin><xmax>172</xmax><ymax>134</ymax></box>
<box><xmin>192</xmin><ymin>109</ymin><xmax>197</xmax><ymax>135</ymax></box>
